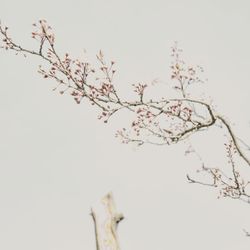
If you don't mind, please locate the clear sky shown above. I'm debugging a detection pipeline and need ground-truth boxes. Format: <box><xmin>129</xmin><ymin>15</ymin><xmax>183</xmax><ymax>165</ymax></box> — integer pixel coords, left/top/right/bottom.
<box><xmin>1</xmin><ymin>0</ymin><xmax>250</xmax><ymax>249</ymax></box>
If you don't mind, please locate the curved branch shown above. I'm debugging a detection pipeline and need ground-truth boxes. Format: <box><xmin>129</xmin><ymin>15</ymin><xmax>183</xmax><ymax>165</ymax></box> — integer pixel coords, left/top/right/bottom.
<box><xmin>1</xmin><ymin>20</ymin><xmax>250</xmax><ymax>205</ymax></box>
<box><xmin>216</xmin><ymin>115</ymin><xmax>250</xmax><ymax>166</ymax></box>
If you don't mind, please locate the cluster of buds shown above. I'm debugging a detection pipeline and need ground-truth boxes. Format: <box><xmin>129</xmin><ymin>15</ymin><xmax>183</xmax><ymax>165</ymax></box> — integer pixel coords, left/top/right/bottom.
<box><xmin>115</xmin><ymin>128</ymin><xmax>130</xmax><ymax>144</ymax></box>
<box><xmin>97</xmin><ymin>111</ymin><xmax>112</xmax><ymax>123</ymax></box>
<box><xmin>99</xmin><ymin>83</ymin><xmax>114</xmax><ymax>97</ymax></box>
<box><xmin>31</xmin><ymin>20</ymin><xmax>55</xmax><ymax>45</ymax></box>
<box><xmin>130</xmin><ymin>107</ymin><xmax>155</xmax><ymax>136</ymax></box>
<box><xmin>97</xmin><ymin>51</ymin><xmax>116</xmax><ymax>83</ymax></box>
<box><xmin>89</xmin><ymin>86</ymin><xmax>100</xmax><ymax>99</ymax></box>
<box><xmin>225</xmin><ymin>140</ymin><xmax>237</xmax><ymax>163</ymax></box>
<box><xmin>132</xmin><ymin>83</ymin><xmax>147</xmax><ymax>101</ymax></box>
<box><xmin>166</xmin><ymin>102</ymin><xmax>182</xmax><ymax>116</ymax></box>
<box><xmin>165</xmin><ymin>102</ymin><xmax>193</xmax><ymax>122</ymax></box>
<box><xmin>71</xmin><ymin>90</ymin><xmax>85</xmax><ymax>104</ymax></box>
<box><xmin>170</xmin><ymin>42</ymin><xmax>205</xmax><ymax>96</ymax></box>
<box><xmin>217</xmin><ymin>170</ymin><xmax>250</xmax><ymax>201</ymax></box>
<box><xmin>180</xmin><ymin>106</ymin><xmax>192</xmax><ymax>121</ymax></box>
<box><xmin>0</xmin><ymin>25</ymin><xmax>12</xmax><ymax>50</ymax></box>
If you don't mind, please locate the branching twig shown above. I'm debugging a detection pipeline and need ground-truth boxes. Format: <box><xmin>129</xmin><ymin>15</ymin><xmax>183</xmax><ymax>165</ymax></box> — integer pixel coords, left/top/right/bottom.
<box><xmin>1</xmin><ymin>20</ymin><xmax>250</xmax><ymax>204</ymax></box>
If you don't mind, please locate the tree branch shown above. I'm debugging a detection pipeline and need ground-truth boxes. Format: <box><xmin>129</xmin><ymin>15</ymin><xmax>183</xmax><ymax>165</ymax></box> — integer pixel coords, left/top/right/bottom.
<box><xmin>1</xmin><ymin>20</ymin><xmax>250</xmax><ymax>204</ymax></box>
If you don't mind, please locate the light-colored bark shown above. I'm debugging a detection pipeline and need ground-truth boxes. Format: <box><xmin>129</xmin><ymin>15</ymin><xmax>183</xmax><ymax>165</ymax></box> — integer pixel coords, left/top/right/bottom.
<box><xmin>91</xmin><ymin>193</ymin><xmax>124</xmax><ymax>250</ymax></box>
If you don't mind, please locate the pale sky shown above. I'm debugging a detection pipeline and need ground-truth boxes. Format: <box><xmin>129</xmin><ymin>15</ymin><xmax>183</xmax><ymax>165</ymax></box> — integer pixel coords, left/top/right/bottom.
<box><xmin>1</xmin><ymin>0</ymin><xmax>250</xmax><ymax>249</ymax></box>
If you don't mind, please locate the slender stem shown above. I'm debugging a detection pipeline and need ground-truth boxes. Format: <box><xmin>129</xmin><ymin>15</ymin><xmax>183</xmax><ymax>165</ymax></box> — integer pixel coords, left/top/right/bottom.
<box><xmin>217</xmin><ymin>115</ymin><xmax>250</xmax><ymax>166</ymax></box>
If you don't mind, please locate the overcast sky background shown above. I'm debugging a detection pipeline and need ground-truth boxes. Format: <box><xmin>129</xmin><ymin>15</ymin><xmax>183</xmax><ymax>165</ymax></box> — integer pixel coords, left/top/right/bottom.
<box><xmin>1</xmin><ymin>0</ymin><xmax>250</xmax><ymax>249</ymax></box>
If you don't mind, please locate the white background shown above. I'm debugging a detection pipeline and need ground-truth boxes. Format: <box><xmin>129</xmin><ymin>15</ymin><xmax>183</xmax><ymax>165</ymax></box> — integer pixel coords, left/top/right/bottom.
<box><xmin>1</xmin><ymin>0</ymin><xmax>250</xmax><ymax>249</ymax></box>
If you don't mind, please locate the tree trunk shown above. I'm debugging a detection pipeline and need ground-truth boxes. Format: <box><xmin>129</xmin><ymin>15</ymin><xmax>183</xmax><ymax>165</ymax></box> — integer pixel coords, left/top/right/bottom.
<box><xmin>91</xmin><ymin>193</ymin><xmax>124</xmax><ymax>250</ymax></box>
